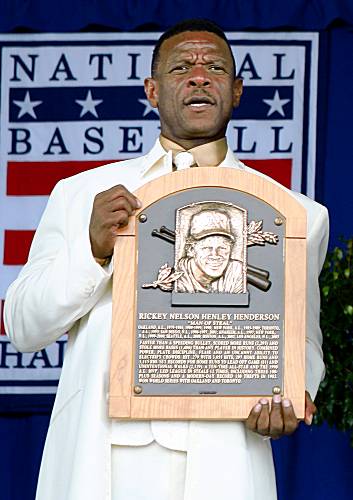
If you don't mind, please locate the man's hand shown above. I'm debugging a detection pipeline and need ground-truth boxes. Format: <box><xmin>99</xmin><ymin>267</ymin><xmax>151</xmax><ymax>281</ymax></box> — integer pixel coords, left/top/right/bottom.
<box><xmin>245</xmin><ymin>391</ymin><xmax>316</xmax><ymax>439</ymax></box>
<box><xmin>89</xmin><ymin>185</ymin><xmax>141</xmax><ymax>259</ymax></box>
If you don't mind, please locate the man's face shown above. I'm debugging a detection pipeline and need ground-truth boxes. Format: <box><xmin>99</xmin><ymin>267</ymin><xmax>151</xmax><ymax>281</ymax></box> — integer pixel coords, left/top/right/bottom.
<box><xmin>144</xmin><ymin>31</ymin><xmax>243</xmax><ymax>146</ymax></box>
<box><xmin>191</xmin><ymin>235</ymin><xmax>232</xmax><ymax>279</ymax></box>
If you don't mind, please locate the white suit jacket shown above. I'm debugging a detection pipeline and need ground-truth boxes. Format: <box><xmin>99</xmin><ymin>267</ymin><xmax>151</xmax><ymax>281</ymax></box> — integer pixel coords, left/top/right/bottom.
<box><xmin>5</xmin><ymin>139</ymin><xmax>329</xmax><ymax>500</ymax></box>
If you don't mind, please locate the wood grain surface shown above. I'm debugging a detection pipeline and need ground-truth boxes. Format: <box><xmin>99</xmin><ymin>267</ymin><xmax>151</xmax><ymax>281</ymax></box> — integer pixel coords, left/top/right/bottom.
<box><xmin>109</xmin><ymin>168</ymin><xmax>306</xmax><ymax>420</ymax></box>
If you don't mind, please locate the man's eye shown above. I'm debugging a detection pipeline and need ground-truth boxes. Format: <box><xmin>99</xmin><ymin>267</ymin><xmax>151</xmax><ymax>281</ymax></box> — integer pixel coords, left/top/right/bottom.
<box><xmin>209</xmin><ymin>65</ymin><xmax>225</xmax><ymax>72</ymax></box>
<box><xmin>170</xmin><ymin>65</ymin><xmax>189</xmax><ymax>73</ymax></box>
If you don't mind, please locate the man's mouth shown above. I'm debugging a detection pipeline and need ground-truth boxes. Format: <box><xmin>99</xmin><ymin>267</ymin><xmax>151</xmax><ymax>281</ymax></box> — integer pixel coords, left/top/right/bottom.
<box><xmin>184</xmin><ymin>94</ymin><xmax>215</xmax><ymax>108</ymax></box>
<box><xmin>189</xmin><ymin>102</ymin><xmax>209</xmax><ymax>108</ymax></box>
<box><xmin>206</xmin><ymin>259</ymin><xmax>224</xmax><ymax>269</ymax></box>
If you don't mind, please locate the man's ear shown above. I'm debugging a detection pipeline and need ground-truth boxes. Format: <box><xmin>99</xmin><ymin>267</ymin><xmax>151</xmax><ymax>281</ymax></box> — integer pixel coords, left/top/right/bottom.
<box><xmin>144</xmin><ymin>77</ymin><xmax>159</xmax><ymax>108</ymax></box>
<box><xmin>232</xmin><ymin>77</ymin><xmax>243</xmax><ymax>108</ymax></box>
<box><xmin>186</xmin><ymin>243</ymin><xmax>195</xmax><ymax>258</ymax></box>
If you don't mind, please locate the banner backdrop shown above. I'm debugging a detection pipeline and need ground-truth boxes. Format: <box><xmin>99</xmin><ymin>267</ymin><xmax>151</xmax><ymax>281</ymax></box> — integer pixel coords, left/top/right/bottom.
<box><xmin>0</xmin><ymin>32</ymin><xmax>318</xmax><ymax>406</ymax></box>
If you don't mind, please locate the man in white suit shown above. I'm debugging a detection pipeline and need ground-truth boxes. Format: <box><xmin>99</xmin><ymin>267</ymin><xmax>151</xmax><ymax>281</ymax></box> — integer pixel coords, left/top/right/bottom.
<box><xmin>5</xmin><ymin>19</ymin><xmax>328</xmax><ymax>500</ymax></box>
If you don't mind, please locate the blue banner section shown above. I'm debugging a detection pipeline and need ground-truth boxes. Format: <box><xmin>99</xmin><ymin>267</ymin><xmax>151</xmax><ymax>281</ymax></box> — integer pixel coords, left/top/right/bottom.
<box><xmin>9</xmin><ymin>86</ymin><xmax>294</xmax><ymax>122</ymax></box>
<box><xmin>1</xmin><ymin>0</ymin><xmax>353</xmax><ymax>32</ymax></box>
<box><xmin>0</xmin><ymin>394</ymin><xmax>55</xmax><ymax>413</ymax></box>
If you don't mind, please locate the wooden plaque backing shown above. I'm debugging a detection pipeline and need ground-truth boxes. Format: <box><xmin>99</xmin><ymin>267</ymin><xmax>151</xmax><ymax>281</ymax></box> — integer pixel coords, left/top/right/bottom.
<box><xmin>109</xmin><ymin>168</ymin><xmax>306</xmax><ymax>420</ymax></box>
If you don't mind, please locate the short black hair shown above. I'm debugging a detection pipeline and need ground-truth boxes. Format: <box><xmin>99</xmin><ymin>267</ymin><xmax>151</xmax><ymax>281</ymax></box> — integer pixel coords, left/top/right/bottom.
<box><xmin>151</xmin><ymin>18</ymin><xmax>236</xmax><ymax>77</ymax></box>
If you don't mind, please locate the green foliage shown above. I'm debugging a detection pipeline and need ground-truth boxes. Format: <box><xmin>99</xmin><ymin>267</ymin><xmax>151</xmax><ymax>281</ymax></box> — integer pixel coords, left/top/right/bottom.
<box><xmin>314</xmin><ymin>239</ymin><xmax>353</xmax><ymax>445</ymax></box>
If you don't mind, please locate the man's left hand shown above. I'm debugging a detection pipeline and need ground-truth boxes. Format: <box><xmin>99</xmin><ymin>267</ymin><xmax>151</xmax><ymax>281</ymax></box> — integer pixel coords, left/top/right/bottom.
<box><xmin>245</xmin><ymin>391</ymin><xmax>316</xmax><ymax>439</ymax></box>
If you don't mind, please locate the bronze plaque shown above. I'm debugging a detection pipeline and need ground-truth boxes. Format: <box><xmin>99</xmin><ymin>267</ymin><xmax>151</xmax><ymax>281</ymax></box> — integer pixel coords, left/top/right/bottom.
<box><xmin>138</xmin><ymin>190</ymin><xmax>283</xmax><ymax>396</ymax></box>
<box><xmin>109</xmin><ymin>168</ymin><xmax>306</xmax><ymax>419</ymax></box>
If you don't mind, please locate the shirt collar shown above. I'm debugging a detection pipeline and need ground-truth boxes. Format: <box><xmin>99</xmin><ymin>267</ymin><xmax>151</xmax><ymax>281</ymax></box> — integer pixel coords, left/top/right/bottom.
<box><xmin>139</xmin><ymin>136</ymin><xmax>244</xmax><ymax>178</ymax></box>
<box><xmin>160</xmin><ymin>135</ymin><xmax>227</xmax><ymax>167</ymax></box>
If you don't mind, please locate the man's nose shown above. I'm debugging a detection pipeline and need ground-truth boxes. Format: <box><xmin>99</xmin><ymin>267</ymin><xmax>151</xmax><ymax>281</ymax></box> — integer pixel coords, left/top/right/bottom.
<box><xmin>187</xmin><ymin>66</ymin><xmax>210</xmax><ymax>87</ymax></box>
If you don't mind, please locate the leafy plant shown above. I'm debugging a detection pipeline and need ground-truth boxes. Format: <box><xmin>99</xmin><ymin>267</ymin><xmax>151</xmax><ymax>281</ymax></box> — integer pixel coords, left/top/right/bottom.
<box><xmin>314</xmin><ymin>239</ymin><xmax>353</xmax><ymax>445</ymax></box>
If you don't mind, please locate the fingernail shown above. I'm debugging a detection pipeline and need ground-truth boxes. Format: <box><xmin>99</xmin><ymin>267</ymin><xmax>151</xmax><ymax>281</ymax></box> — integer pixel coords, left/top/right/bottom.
<box><xmin>254</xmin><ymin>404</ymin><xmax>262</xmax><ymax>413</ymax></box>
<box><xmin>282</xmin><ymin>399</ymin><xmax>291</xmax><ymax>408</ymax></box>
<box><xmin>260</xmin><ymin>398</ymin><xmax>269</xmax><ymax>405</ymax></box>
<box><xmin>306</xmin><ymin>414</ymin><xmax>313</xmax><ymax>425</ymax></box>
<box><xmin>273</xmin><ymin>394</ymin><xmax>281</xmax><ymax>404</ymax></box>
<box><xmin>136</xmin><ymin>199</ymin><xmax>142</xmax><ymax>209</ymax></box>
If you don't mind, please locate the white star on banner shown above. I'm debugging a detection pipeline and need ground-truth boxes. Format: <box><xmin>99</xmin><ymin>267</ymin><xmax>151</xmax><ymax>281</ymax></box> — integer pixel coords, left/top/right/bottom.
<box><xmin>263</xmin><ymin>90</ymin><xmax>290</xmax><ymax>117</ymax></box>
<box><xmin>138</xmin><ymin>99</ymin><xmax>159</xmax><ymax>117</ymax></box>
<box><xmin>75</xmin><ymin>90</ymin><xmax>103</xmax><ymax>118</ymax></box>
<box><xmin>13</xmin><ymin>91</ymin><xmax>42</xmax><ymax>119</ymax></box>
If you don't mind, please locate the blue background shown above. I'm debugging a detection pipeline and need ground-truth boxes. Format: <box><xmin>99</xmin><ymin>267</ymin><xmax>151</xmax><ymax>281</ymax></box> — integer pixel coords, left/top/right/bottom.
<box><xmin>1</xmin><ymin>1</ymin><xmax>353</xmax><ymax>499</ymax></box>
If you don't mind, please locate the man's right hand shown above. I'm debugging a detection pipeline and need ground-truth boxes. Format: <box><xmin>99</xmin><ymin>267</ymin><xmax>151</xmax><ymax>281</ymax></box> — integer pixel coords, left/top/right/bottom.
<box><xmin>89</xmin><ymin>184</ymin><xmax>141</xmax><ymax>259</ymax></box>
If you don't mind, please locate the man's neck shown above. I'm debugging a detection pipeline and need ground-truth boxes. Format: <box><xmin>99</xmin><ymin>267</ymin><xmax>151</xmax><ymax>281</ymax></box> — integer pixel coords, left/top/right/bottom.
<box><xmin>160</xmin><ymin>134</ymin><xmax>225</xmax><ymax>151</ymax></box>
<box><xmin>160</xmin><ymin>135</ymin><xmax>228</xmax><ymax>168</ymax></box>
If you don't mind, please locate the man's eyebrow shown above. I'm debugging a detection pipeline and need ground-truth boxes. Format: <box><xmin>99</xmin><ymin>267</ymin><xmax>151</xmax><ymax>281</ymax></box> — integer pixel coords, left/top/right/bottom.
<box><xmin>204</xmin><ymin>55</ymin><xmax>228</xmax><ymax>62</ymax></box>
<box><xmin>167</xmin><ymin>57</ymin><xmax>190</xmax><ymax>65</ymax></box>
<box><xmin>167</xmin><ymin>55</ymin><xmax>229</xmax><ymax>66</ymax></box>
